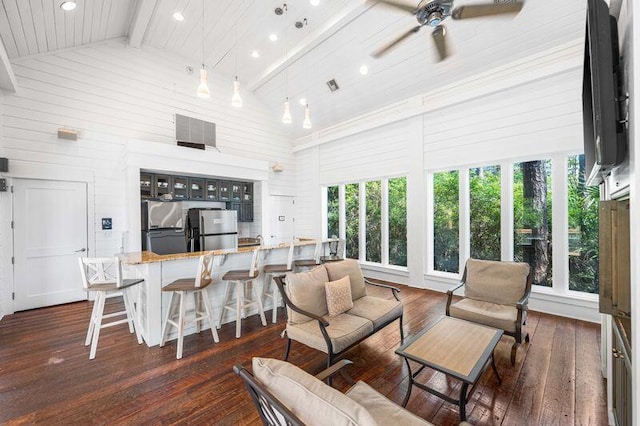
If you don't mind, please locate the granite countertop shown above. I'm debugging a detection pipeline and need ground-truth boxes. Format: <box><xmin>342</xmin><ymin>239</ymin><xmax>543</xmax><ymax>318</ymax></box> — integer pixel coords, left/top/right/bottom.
<box><xmin>119</xmin><ymin>240</ymin><xmax>318</xmax><ymax>265</ymax></box>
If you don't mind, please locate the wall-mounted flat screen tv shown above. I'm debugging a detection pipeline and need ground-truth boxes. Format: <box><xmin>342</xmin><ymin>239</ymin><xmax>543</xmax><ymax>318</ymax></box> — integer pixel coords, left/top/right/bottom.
<box><xmin>582</xmin><ymin>0</ymin><xmax>625</xmax><ymax>186</ymax></box>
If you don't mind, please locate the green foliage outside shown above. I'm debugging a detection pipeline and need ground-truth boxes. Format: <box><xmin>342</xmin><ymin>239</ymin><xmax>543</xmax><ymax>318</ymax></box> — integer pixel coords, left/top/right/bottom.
<box><xmin>327</xmin><ymin>186</ymin><xmax>339</xmax><ymax>238</ymax></box>
<box><xmin>389</xmin><ymin>177</ymin><xmax>407</xmax><ymax>266</ymax></box>
<box><xmin>345</xmin><ymin>183</ymin><xmax>359</xmax><ymax>259</ymax></box>
<box><xmin>433</xmin><ymin>171</ymin><xmax>459</xmax><ymax>273</ymax></box>
<box><xmin>366</xmin><ymin>181</ymin><xmax>382</xmax><ymax>263</ymax></box>
<box><xmin>568</xmin><ymin>155</ymin><xmax>599</xmax><ymax>293</ymax></box>
<box><xmin>469</xmin><ymin>166</ymin><xmax>501</xmax><ymax>261</ymax></box>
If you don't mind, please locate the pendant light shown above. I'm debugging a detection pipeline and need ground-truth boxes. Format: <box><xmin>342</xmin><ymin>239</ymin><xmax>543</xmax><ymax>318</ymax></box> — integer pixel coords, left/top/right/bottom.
<box><xmin>197</xmin><ymin>0</ymin><xmax>210</xmax><ymax>99</ymax></box>
<box><xmin>231</xmin><ymin>25</ymin><xmax>243</xmax><ymax>108</ymax></box>
<box><xmin>282</xmin><ymin>97</ymin><xmax>292</xmax><ymax>124</ymax></box>
<box><xmin>302</xmin><ymin>104</ymin><xmax>312</xmax><ymax>129</ymax></box>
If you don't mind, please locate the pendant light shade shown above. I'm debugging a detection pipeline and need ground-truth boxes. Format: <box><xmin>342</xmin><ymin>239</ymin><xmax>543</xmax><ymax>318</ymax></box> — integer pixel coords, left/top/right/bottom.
<box><xmin>303</xmin><ymin>104</ymin><xmax>312</xmax><ymax>129</ymax></box>
<box><xmin>197</xmin><ymin>68</ymin><xmax>210</xmax><ymax>98</ymax></box>
<box><xmin>232</xmin><ymin>77</ymin><xmax>242</xmax><ymax>108</ymax></box>
<box><xmin>282</xmin><ymin>98</ymin><xmax>292</xmax><ymax>124</ymax></box>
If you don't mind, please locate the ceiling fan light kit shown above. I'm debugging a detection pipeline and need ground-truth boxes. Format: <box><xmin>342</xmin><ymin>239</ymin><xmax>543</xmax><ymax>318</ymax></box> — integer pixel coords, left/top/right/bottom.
<box><xmin>371</xmin><ymin>0</ymin><xmax>524</xmax><ymax>61</ymax></box>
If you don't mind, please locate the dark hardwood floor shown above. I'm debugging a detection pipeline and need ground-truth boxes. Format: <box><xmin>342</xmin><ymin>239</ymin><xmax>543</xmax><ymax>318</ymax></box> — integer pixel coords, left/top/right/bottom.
<box><xmin>0</xmin><ymin>284</ymin><xmax>607</xmax><ymax>425</ymax></box>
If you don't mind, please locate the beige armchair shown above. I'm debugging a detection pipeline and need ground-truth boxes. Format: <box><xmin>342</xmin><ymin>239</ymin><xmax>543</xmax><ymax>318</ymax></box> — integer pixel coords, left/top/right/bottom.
<box><xmin>446</xmin><ymin>258</ymin><xmax>533</xmax><ymax>365</ymax></box>
<box><xmin>234</xmin><ymin>357</ymin><xmax>435</xmax><ymax>425</ymax></box>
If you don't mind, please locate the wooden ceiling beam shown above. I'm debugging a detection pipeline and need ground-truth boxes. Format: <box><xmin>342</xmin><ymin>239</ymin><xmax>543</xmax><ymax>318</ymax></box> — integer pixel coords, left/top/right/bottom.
<box><xmin>0</xmin><ymin>37</ymin><xmax>17</xmax><ymax>93</ymax></box>
<box><xmin>128</xmin><ymin>0</ymin><xmax>158</xmax><ymax>49</ymax></box>
<box><xmin>247</xmin><ymin>2</ymin><xmax>373</xmax><ymax>92</ymax></box>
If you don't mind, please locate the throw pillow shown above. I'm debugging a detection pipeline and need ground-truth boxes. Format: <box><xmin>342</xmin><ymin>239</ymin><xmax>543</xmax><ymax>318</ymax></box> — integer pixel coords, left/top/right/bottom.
<box><xmin>325</xmin><ymin>276</ymin><xmax>353</xmax><ymax>317</ymax></box>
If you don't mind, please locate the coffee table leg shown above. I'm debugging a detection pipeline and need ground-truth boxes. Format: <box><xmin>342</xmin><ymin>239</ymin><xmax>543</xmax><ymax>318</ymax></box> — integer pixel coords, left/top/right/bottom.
<box><xmin>491</xmin><ymin>355</ymin><xmax>502</xmax><ymax>384</ymax></box>
<box><xmin>402</xmin><ymin>358</ymin><xmax>413</xmax><ymax>407</ymax></box>
<box><xmin>459</xmin><ymin>382</ymin><xmax>469</xmax><ymax>421</ymax></box>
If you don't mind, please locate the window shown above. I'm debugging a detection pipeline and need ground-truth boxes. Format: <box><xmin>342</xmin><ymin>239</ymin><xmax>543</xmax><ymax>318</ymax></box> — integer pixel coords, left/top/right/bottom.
<box><xmin>388</xmin><ymin>177</ymin><xmax>407</xmax><ymax>267</ymax></box>
<box><xmin>568</xmin><ymin>154</ymin><xmax>599</xmax><ymax>293</ymax></box>
<box><xmin>469</xmin><ymin>166</ymin><xmax>501</xmax><ymax>261</ymax></box>
<box><xmin>433</xmin><ymin>170</ymin><xmax>459</xmax><ymax>273</ymax></box>
<box><xmin>365</xmin><ymin>181</ymin><xmax>381</xmax><ymax>263</ymax></box>
<box><xmin>514</xmin><ymin>160</ymin><xmax>553</xmax><ymax>287</ymax></box>
<box><xmin>327</xmin><ymin>185</ymin><xmax>339</xmax><ymax>238</ymax></box>
<box><xmin>345</xmin><ymin>183</ymin><xmax>360</xmax><ymax>259</ymax></box>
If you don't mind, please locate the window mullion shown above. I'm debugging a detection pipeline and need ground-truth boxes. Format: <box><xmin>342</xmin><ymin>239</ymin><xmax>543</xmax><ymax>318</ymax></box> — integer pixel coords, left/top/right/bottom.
<box><xmin>502</xmin><ymin>163</ymin><xmax>514</xmax><ymax>261</ymax></box>
<box><xmin>460</xmin><ymin>169</ymin><xmax>470</xmax><ymax>273</ymax></box>
<box><xmin>339</xmin><ymin>185</ymin><xmax>346</xmax><ymax>241</ymax></box>
<box><xmin>359</xmin><ymin>182</ymin><xmax>366</xmax><ymax>262</ymax></box>
<box><xmin>382</xmin><ymin>179</ymin><xmax>389</xmax><ymax>265</ymax></box>
<box><xmin>553</xmin><ymin>154</ymin><xmax>569</xmax><ymax>292</ymax></box>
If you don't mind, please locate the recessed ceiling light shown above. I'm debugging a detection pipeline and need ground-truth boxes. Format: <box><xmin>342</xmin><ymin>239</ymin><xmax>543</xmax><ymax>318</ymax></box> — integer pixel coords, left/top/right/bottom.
<box><xmin>269</xmin><ymin>33</ymin><xmax>278</xmax><ymax>42</ymax></box>
<box><xmin>299</xmin><ymin>97</ymin><xmax>307</xmax><ymax>106</ymax></box>
<box><xmin>250</xmin><ymin>50</ymin><xmax>260</xmax><ymax>58</ymax></box>
<box><xmin>359</xmin><ymin>65</ymin><xmax>369</xmax><ymax>75</ymax></box>
<box><xmin>60</xmin><ymin>1</ymin><xmax>76</xmax><ymax>11</ymax></box>
<box><xmin>310</xmin><ymin>0</ymin><xmax>320</xmax><ymax>5</ymax></box>
<box><xmin>173</xmin><ymin>12</ymin><xmax>184</xmax><ymax>21</ymax></box>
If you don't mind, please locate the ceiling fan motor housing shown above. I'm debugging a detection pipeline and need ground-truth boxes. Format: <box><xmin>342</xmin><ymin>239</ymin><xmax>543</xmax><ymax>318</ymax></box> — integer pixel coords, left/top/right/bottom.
<box><xmin>417</xmin><ymin>0</ymin><xmax>454</xmax><ymax>27</ymax></box>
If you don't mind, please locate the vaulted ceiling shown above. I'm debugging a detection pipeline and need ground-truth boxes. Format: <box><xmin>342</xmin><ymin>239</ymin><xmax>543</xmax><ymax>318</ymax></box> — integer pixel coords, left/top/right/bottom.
<box><xmin>0</xmin><ymin>0</ymin><xmax>587</xmax><ymax>138</ymax></box>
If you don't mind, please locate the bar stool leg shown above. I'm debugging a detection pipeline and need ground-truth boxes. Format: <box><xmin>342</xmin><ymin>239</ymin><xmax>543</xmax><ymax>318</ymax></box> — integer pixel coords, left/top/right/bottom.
<box><xmin>194</xmin><ymin>292</ymin><xmax>201</xmax><ymax>334</ymax></box>
<box><xmin>271</xmin><ymin>277</ymin><xmax>279</xmax><ymax>324</ymax></box>
<box><xmin>176</xmin><ymin>291</ymin><xmax>186</xmax><ymax>359</ymax></box>
<box><xmin>200</xmin><ymin>288</ymin><xmax>219</xmax><ymax>343</ymax></box>
<box><xmin>160</xmin><ymin>292</ymin><xmax>177</xmax><ymax>347</ymax></box>
<box><xmin>253</xmin><ymin>280</ymin><xmax>267</xmax><ymax>326</ymax></box>
<box><xmin>218</xmin><ymin>281</ymin><xmax>231</xmax><ymax>330</ymax></box>
<box><xmin>235</xmin><ymin>281</ymin><xmax>243</xmax><ymax>338</ymax></box>
<box><xmin>123</xmin><ymin>289</ymin><xmax>143</xmax><ymax>344</ymax></box>
<box><xmin>89</xmin><ymin>292</ymin><xmax>106</xmax><ymax>360</ymax></box>
<box><xmin>85</xmin><ymin>295</ymin><xmax>99</xmax><ymax>346</ymax></box>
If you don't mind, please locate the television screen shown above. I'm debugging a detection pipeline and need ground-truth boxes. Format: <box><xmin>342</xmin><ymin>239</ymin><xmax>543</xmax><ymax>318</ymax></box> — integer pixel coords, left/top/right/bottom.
<box><xmin>582</xmin><ymin>0</ymin><xmax>624</xmax><ymax>186</ymax></box>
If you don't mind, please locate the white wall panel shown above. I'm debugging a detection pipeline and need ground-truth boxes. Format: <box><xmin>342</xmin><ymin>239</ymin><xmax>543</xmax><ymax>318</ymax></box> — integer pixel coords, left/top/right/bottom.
<box><xmin>294</xmin><ymin>147</ymin><xmax>320</xmax><ymax>239</ymax></box>
<box><xmin>0</xmin><ymin>39</ymin><xmax>294</xmax><ymax>314</ymax></box>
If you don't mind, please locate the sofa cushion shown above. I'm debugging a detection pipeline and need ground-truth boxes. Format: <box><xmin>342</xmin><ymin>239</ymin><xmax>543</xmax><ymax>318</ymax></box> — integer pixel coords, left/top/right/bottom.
<box><xmin>464</xmin><ymin>259</ymin><xmax>529</xmax><ymax>306</ymax></box>
<box><xmin>449</xmin><ymin>298</ymin><xmax>518</xmax><ymax>333</ymax></box>
<box><xmin>326</xmin><ymin>276</ymin><xmax>354</xmax><ymax>317</ymax></box>
<box><xmin>346</xmin><ymin>381</ymin><xmax>432</xmax><ymax>425</ymax></box>
<box><xmin>347</xmin><ymin>296</ymin><xmax>403</xmax><ymax>330</ymax></box>
<box><xmin>285</xmin><ymin>266</ymin><xmax>329</xmax><ymax>325</ymax></box>
<box><xmin>287</xmin><ymin>314</ymin><xmax>374</xmax><ymax>354</ymax></box>
<box><xmin>252</xmin><ymin>358</ymin><xmax>376</xmax><ymax>426</ymax></box>
<box><xmin>325</xmin><ymin>259</ymin><xmax>367</xmax><ymax>300</ymax></box>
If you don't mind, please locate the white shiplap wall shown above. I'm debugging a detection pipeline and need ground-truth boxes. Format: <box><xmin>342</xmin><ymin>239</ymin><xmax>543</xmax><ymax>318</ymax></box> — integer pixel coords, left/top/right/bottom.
<box><xmin>294</xmin><ymin>146</ymin><xmax>320</xmax><ymax>239</ymax></box>
<box><xmin>0</xmin><ymin>38</ymin><xmax>295</xmax><ymax>315</ymax></box>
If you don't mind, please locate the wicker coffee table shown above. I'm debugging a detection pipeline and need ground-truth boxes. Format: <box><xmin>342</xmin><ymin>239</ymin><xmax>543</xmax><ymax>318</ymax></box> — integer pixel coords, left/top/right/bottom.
<box><xmin>396</xmin><ymin>316</ymin><xmax>503</xmax><ymax>421</ymax></box>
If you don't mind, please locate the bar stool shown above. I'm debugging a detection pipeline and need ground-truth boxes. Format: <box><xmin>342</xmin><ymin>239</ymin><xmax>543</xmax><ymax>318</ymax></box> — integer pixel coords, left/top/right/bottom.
<box><xmin>219</xmin><ymin>249</ymin><xmax>267</xmax><ymax>338</ymax></box>
<box><xmin>160</xmin><ymin>253</ymin><xmax>219</xmax><ymax>359</ymax></box>
<box><xmin>320</xmin><ymin>238</ymin><xmax>345</xmax><ymax>263</ymax></box>
<box><xmin>261</xmin><ymin>242</ymin><xmax>295</xmax><ymax>323</ymax></box>
<box><xmin>293</xmin><ymin>240</ymin><xmax>322</xmax><ymax>272</ymax></box>
<box><xmin>78</xmin><ymin>257</ymin><xmax>144</xmax><ymax>360</ymax></box>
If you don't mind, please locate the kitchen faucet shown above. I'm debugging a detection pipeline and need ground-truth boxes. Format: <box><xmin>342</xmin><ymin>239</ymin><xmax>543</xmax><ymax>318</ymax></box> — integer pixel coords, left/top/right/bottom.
<box><xmin>255</xmin><ymin>234</ymin><xmax>264</xmax><ymax>246</ymax></box>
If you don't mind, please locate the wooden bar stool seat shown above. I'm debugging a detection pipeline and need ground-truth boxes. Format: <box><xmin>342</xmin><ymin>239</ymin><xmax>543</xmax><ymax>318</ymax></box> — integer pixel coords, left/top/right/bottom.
<box><xmin>160</xmin><ymin>254</ymin><xmax>219</xmax><ymax>359</ymax></box>
<box><xmin>78</xmin><ymin>257</ymin><xmax>144</xmax><ymax>360</ymax></box>
<box><xmin>293</xmin><ymin>240</ymin><xmax>322</xmax><ymax>272</ymax></box>
<box><xmin>262</xmin><ymin>243</ymin><xmax>295</xmax><ymax>323</ymax></box>
<box><xmin>219</xmin><ymin>249</ymin><xmax>266</xmax><ymax>338</ymax></box>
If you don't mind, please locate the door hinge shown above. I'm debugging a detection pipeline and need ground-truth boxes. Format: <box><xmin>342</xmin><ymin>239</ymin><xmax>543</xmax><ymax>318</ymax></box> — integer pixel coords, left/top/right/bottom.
<box><xmin>11</xmin><ymin>257</ymin><xmax>14</xmax><ymax>264</ymax></box>
<box><xmin>12</xmin><ymin>292</ymin><xmax>15</xmax><ymax>300</ymax></box>
<box><xmin>10</xmin><ymin>185</ymin><xmax>14</xmax><ymax>193</ymax></box>
<box><xmin>10</xmin><ymin>221</ymin><xmax>14</xmax><ymax>229</ymax></box>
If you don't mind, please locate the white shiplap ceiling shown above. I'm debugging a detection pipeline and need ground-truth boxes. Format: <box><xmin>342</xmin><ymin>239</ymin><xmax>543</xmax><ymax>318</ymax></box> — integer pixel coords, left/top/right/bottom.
<box><xmin>0</xmin><ymin>0</ymin><xmax>587</xmax><ymax>137</ymax></box>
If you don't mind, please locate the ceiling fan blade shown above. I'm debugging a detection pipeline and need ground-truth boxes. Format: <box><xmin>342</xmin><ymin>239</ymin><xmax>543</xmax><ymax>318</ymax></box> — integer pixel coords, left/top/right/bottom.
<box><xmin>372</xmin><ymin>26</ymin><xmax>421</xmax><ymax>58</ymax></box>
<box><xmin>452</xmin><ymin>2</ymin><xmax>524</xmax><ymax>20</ymax></box>
<box><xmin>368</xmin><ymin>0</ymin><xmax>417</xmax><ymax>14</ymax></box>
<box><xmin>431</xmin><ymin>25</ymin><xmax>448</xmax><ymax>61</ymax></box>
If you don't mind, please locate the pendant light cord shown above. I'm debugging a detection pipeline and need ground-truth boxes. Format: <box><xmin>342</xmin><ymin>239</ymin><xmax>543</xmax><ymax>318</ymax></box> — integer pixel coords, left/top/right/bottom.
<box><xmin>202</xmin><ymin>0</ymin><xmax>205</xmax><ymax>68</ymax></box>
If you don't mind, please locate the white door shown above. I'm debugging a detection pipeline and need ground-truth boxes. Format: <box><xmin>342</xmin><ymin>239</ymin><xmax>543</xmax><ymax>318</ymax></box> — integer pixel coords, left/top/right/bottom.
<box><xmin>268</xmin><ymin>195</ymin><xmax>295</xmax><ymax>244</ymax></box>
<box><xmin>13</xmin><ymin>179</ymin><xmax>89</xmax><ymax>311</ymax></box>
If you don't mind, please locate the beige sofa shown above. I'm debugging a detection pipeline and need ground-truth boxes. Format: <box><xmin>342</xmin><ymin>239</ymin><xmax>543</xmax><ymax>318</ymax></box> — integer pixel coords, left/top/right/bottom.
<box><xmin>234</xmin><ymin>357</ymin><xmax>433</xmax><ymax>426</ymax></box>
<box><xmin>274</xmin><ymin>259</ymin><xmax>403</xmax><ymax>367</ymax></box>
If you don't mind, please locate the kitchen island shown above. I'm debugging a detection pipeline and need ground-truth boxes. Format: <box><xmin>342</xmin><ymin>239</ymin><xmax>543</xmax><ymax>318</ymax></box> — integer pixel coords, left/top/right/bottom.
<box><xmin>119</xmin><ymin>240</ymin><xmax>319</xmax><ymax>346</ymax></box>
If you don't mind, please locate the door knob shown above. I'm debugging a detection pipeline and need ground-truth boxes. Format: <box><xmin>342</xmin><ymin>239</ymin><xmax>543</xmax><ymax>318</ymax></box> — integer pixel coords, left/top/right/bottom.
<box><xmin>75</xmin><ymin>248</ymin><xmax>87</xmax><ymax>252</ymax></box>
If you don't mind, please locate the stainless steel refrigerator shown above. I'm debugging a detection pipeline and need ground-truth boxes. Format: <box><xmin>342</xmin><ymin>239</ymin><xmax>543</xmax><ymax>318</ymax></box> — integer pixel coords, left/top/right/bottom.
<box><xmin>187</xmin><ymin>209</ymin><xmax>238</xmax><ymax>251</ymax></box>
<box><xmin>141</xmin><ymin>201</ymin><xmax>187</xmax><ymax>254</ymax></box>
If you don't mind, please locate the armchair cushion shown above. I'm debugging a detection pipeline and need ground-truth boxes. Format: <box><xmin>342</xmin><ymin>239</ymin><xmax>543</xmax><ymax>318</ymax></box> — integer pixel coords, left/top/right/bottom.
<box><xmin>464</xmin><ymin>259</ymin><xmax>530</xmax><ymax>306</ymax></box>
<box><xmin>348</xmin><ymin>296</ymin><xmax>403</xmax><ymax>330</ymax></box>
<box><xmin>252</xmin><ymin>357</ymin><xmax>376</xmax><ymax>426</ymax></box>
<box><xmin>449</xmin><ymin>298</ymin><xmax>518</xmax><ymax>333</ymax></box>
<box><xmin>345</xmin><ymin>381</ymin><xmax>432</xmax><ymax>425</ymax></box>
<box><xmin>285</xmin><ymin>266</ymin><xmax>330</xmax><ymax>325</ymax></box>
<box><xmin>325</xmin><ymin>259</ymin><xmax>367</xmax><ymax>300</ymax></box>
<box><xmin>326</xmin><ymin>276</ymin><xmax>354</xmax><ymax>317</ymax></box>
<box><xmin>287</xmin><ymin>314</ymin><xmax>374</xmax><ymax>354</ymax></box>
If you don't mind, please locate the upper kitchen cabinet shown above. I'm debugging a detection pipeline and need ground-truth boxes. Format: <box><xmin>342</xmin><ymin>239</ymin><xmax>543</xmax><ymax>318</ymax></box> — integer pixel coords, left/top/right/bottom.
<box><xmin>189</xmin><ymin>178</ymin><xmax>205</xmax><ymax>200</ymax></box>
<box><xmin>218</xmin><ymin>181</ymin><xmax>231</xmax><ymax>201</ymax></box>
<box><xmin>231</xmin><ymin>182</ymin><xmax>242</xmax><ymax>201</ymax></box>
<box><xmin>205</xmin><ymin>179</ymin><xmax>218</xmax><ymax>201</ymax></box>
<box><xmin>173</xmin><ymin>176</ymin><xmax>189</xmax><ymax>200</ymax></box>
<box><xmin>155</xmin><ymin>175</ymin><xmax>172</xmax><ymax>198</ymax></box>
<box><xmin>140</xmin><ymin>173</ymin><xmax>153</xmax><ymax>199</ymax></box>
<box><xmin>243</xmin><ymin>182</ymin><xmax>253</xmax><ymax>202</ymax></box>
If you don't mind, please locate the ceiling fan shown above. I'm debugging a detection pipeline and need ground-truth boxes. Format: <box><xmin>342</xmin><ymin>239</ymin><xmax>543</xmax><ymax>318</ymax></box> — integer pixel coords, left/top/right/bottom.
<box><xmin>370</xmin><ymin>0</ymin><xmax>524</xmax><ymax>61</ymax></box>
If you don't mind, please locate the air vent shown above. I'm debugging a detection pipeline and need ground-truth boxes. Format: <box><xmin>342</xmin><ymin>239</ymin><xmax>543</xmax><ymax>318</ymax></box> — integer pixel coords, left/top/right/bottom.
<box><xmin>327</xmin><ymin>79</ymin><xmax>339</xmax><ymax>92</ymax></box>
<box><xmin>175</xmin><ymin>114</ymin><xmax>216</xmax><ymax>149</ymax></box>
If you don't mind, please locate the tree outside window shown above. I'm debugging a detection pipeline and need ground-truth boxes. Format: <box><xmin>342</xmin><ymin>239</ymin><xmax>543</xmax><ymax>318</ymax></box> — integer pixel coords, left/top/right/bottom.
<box><xmin>345</xmin><ymin>183</ymin><xmax>360</xmax><ymax>259</ymax></box>
<box><xmin>514</xmin><ymin>160</ymin><xmax>553</xmax><ymax>287</ymax></box>
<box><xmin>433</xmin><ymin>170</ymin><xmax>459</xmax><ymax>273</ymax></box>
<box><xmin>389</xmin><ymin>177</ymin><xmax>407</xmax><ymax>267</ymax></box>
<box><xmin>327</xmin><ymin>186</ymin><xmax>339</xmax><ymax>239</ymax></box>
<box><xmin>470</xmin><ymin>166</ymin><xmax>501</xmax><ymax>261</ymax></box>
<box><xmin>568</xmin><ymin>155</ymin><xmax>599</xmax><ymax>293</ymax></box>
<box><xmin>365</xmin><ymin>181</ymin><xmax>382</xmax><ymax>263</ymax></box>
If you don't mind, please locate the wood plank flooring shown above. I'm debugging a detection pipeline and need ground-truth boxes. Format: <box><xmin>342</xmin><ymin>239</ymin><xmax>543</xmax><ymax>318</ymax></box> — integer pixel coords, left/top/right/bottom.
<box><xmin>0</xmin><ymin>284</ymin><xmax>607</xmax><ymax>425</ymax></box>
